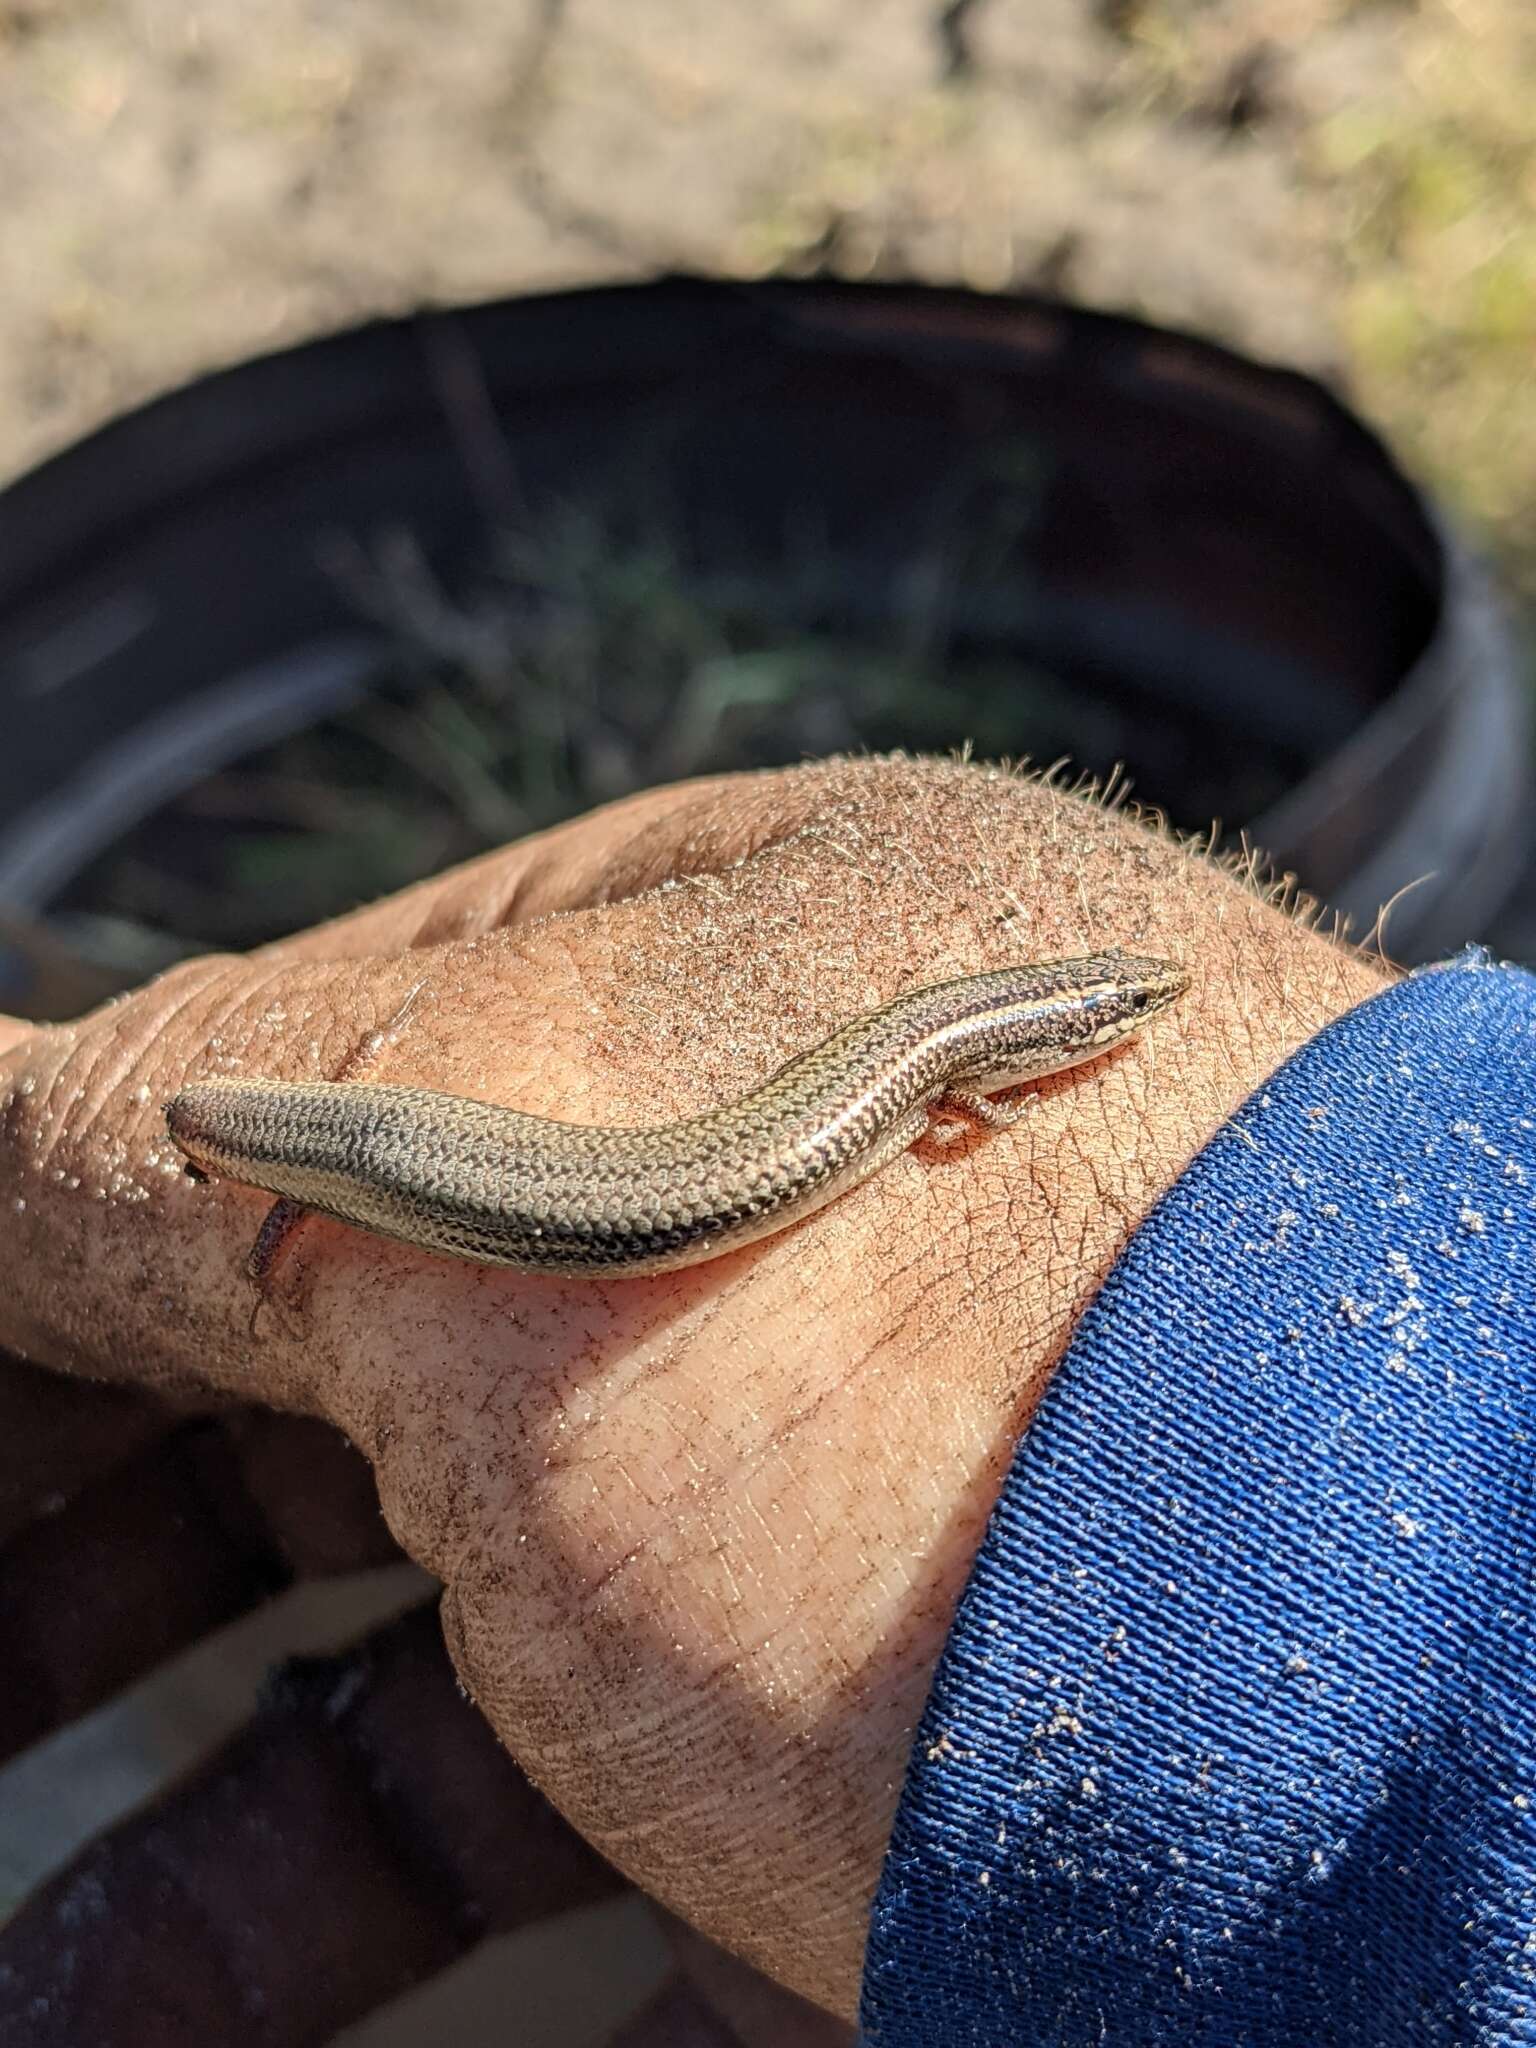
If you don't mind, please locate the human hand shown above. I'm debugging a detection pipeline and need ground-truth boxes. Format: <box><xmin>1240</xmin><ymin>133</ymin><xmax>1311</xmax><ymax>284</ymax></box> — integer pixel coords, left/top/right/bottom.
<box><xmin>0</xmin><ymin>755</ymin><xmax>1389</xmax><ymax>2019</ymax></box>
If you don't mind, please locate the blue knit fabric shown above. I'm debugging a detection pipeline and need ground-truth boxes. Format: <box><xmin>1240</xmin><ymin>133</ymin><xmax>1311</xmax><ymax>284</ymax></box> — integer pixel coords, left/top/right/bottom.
<box><xmin>861</xmin><ymin>954</ymin><xmax>1536</xmax><ymax>2046</ymax></box>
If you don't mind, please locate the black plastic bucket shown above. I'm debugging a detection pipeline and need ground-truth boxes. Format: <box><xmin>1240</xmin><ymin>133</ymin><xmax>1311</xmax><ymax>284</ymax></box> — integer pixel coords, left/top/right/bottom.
<box><xmin>0</xmin><ymin>277</ymin><xmax>1526</xmax><ymax>995</ymax></box>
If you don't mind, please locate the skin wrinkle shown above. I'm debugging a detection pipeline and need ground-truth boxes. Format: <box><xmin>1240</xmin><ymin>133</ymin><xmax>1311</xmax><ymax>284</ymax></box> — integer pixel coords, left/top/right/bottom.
<box><xmin>63</xmin><ymin>965</ymin><xmax>312</xmax><ymax>1209</ymax></box>
<box><xmin>0</xmin><ymin>754</ymin><xmax>1394</xmax><ymax>2018</ymax></box>
<box><xmin>481</xmin><ymin>785</ymin><xmax>814</xmax><ymax>952</ymax></box>
<box><xmin>477</xmin><ymin>1292</ymin><xmax>808</xmax><ymax>1612</ymax></box>
<box><xmin>574</xmin><ymin>1354</ymin><xmax>879</xmax><ymax>1613</ymax></box>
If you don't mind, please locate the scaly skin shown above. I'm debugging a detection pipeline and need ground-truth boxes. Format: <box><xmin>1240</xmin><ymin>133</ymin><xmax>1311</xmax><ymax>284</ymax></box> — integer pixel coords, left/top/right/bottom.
<box><xmin>165</xmin><ymin>955</ymin><xmax>1186</xmax><ymax>1273</ymax></box>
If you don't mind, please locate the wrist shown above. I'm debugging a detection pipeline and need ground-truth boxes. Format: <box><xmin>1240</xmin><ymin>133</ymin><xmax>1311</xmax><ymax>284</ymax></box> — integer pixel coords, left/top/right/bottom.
<box><xmin>722</xmin><ymin>837</ymin><xmax>1392</xmax><ymax>2010</ymax></box>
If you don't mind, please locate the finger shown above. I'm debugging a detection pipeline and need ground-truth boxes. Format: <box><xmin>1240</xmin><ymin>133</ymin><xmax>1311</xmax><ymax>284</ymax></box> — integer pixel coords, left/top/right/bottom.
<box><xmin>0</xmin><ymin>1404</ymin><xmax>398</xmax><ymax>1764</ymax></box>
<box><xmin>662</xmin><ymin>1914</ymin><xmax>857</xmax><ymax>2047</ymax></box>
<box><xmin>608</xmin><ymin>1962</ymin><xmax>853</xmax><ymax>2048</ymax></box>
<box><xmin>0</xmin><ymin>1352</ymin><xmax>171</xmax><ymax>1548</ymax></box>
<box><xmin>0</xmin><ymin>1604</ymin><xmax>623</xmax><ymax>2046</ymax></box>
<box><xmin>254</xmin><ymin>774</ymin><xmax>748</xmax><ymax>964</ymax></box>
<box><xmin>607</xmin><ymin>1981</ymin><xmax>742</xmax><ymax>2047</ymax></box>
<box><xmin>0</xmin><ymin>943</ymin><xmax>445</xmax><ymax>1397</ymax></box>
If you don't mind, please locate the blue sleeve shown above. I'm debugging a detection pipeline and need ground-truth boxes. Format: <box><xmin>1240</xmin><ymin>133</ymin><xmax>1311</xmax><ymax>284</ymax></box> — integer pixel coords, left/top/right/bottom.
<box><xmin>860</xmin><ymin>953</ymin><xmax>1536</xmax><ymax>2047</ymax></box>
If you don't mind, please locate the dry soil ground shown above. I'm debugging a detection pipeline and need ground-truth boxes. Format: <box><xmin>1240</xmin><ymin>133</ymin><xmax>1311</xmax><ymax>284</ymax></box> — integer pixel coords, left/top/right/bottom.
<box><xmin>3</xmin><ymin>0</ymin><xmax>1533</xmax><ymax>593</ymax></box>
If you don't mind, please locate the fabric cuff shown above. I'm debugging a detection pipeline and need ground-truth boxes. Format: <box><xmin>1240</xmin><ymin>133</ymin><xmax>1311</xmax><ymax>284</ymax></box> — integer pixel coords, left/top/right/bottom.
<box><xmin>861</xmin><ymin>952</ymin><xmax>1536</xmax><ymax>2045</ymax></box>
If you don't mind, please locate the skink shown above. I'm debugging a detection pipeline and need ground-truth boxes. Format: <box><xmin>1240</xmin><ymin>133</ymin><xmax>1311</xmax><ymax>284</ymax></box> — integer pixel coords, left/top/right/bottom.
<box><xmin>165</xmin><ymin>952</ymin><xmax>1186</xmax><ymax>1277</ymax></box>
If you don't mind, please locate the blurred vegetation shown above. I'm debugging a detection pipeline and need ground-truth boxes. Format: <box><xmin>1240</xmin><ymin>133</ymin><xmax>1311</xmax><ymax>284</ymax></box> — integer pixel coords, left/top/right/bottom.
<box><xmin>58</xmin><ymin>510</ymin><xmax>1074</xmax><ymax>957</ymax></box>
<box><xmin>1320</xmin><ymin>8</ymin><xmax>1536</xmax><ymax>607</ymax></box>
<box><xmin>1120</xmin><ymin>0</ymin><xmax>1536</xmax><ymax>609</ymax></box>
<box><xmin>62</xmin><ymin>496</ymin><xmax>1298</xmax><ymax>964</ymax></box>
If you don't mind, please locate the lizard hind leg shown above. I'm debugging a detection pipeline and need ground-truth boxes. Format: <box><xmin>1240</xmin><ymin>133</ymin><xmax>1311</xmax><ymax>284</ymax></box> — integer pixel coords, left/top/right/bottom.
<box><xmin>248</xmin><ymin>1196</ymin><xmax>311</xmax><ymax>1289</ymax></box>
<box><xmin>929</xmin><ymin>1087</ymin><xmax>1035</xmax><ymax>1136</ymax></box>
<box><xmin>246</xmin><ymin>1196</ymin><xmax>312</xmax><ymax>1336</ymax></box>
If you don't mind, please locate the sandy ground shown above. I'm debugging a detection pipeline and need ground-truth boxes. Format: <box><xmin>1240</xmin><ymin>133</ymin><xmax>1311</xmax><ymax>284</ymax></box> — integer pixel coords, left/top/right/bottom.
<box><xmin>0</xmin><ymin>3</ymin><xmax>1457</xmax><ymax>464</ymax></box>
<box><xmin>8</xmin><ymin>2</ymin><xmax>1532</xmax><ymax>587</ymax></box>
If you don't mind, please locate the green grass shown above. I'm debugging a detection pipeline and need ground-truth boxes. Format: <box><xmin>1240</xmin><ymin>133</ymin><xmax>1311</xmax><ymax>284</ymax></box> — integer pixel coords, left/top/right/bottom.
<box><xmin>55</xmin><ymin>491</ymin><xmax>1093</xmax><ymax>963</ymax></box>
